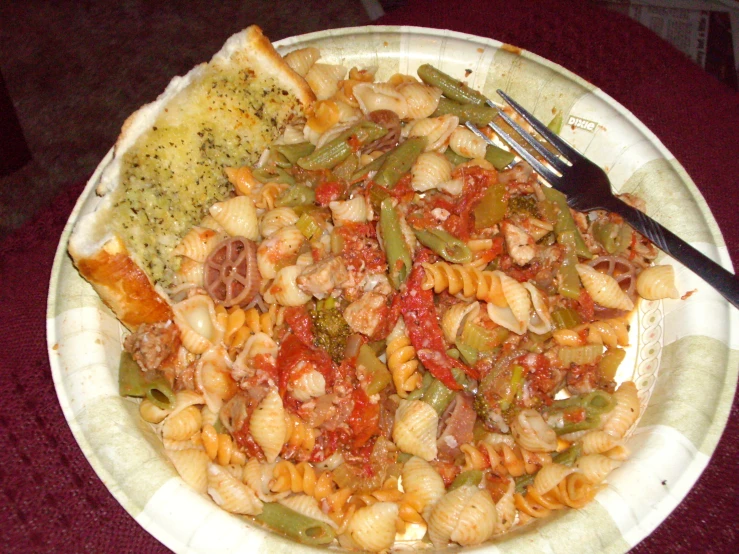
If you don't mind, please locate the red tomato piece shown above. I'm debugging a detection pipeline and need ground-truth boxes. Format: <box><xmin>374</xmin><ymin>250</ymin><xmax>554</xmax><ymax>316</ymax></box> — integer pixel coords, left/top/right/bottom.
<box><xmin>347</xmin><ymin>387</ymin><xmax>381</xmax><ymax>448</ymax></box>
<box><xmin>315</xmin><ymin>181</ymin><xmax>345</xmax><ymax>206</ymax></box>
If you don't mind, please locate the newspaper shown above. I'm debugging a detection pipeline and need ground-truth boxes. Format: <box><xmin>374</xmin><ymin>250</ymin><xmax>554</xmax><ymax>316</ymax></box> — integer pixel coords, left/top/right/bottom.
<box><xmin>595</xmin><ymin>0</ymin><xmax>739</xmax><ymax>89</ymax></box>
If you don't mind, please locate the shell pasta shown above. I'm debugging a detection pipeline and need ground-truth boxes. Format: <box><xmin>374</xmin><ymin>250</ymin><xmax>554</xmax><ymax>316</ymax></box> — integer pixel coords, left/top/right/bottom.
<box><xmin>117</xmin><ymin>51</ymin><xmax>674</xmax><ymax>551</ymax></box>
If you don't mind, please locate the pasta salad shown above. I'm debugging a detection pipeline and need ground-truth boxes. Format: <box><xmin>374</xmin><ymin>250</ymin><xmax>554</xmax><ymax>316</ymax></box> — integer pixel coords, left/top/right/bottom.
<box><xmin>120</xmin><ymin>49</ymin><xmax>680</xmax><ymax>551</ymax></box>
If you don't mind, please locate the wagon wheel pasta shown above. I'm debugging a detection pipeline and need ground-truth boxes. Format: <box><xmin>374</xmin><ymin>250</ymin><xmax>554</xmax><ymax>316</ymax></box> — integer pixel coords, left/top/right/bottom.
<box><xmin>109</xmin><ymin>41</ymin><xmax>680</xmax><ymax>552</ymax></box>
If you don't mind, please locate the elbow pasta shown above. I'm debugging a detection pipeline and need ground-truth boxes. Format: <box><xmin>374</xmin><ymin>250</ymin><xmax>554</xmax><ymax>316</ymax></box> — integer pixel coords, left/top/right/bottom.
<box><xmin>118</xmin><ymin>48</ymin><xmax>670</xmax><ymax>551</ymax></box>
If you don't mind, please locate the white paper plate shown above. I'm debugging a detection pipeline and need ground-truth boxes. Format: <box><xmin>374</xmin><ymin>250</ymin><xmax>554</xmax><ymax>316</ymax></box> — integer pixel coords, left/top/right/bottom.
<box><xmin>47</xmin><ymin>26</ymin><xmax>738</xmax><ymax>553</ymax></box>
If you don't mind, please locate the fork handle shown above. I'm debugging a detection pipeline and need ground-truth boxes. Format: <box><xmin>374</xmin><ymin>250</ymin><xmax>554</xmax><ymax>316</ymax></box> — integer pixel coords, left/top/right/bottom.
<box><xmin>607</xmin><ymin>198</ymin><xmax>739</xmax><ymax>310</ymax></box>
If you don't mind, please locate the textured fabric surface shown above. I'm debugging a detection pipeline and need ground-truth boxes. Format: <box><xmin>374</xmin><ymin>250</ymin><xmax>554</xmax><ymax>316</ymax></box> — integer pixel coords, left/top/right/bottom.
<box><xmin>1</xmin><ymin>0</ymin><xmax>737</xmax><ymax>552</ymax></box>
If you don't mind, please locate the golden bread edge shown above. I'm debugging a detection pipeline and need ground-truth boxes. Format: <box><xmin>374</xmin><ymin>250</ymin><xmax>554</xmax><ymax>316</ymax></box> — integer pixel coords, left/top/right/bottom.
<box><xmin>68</xmin><ymin>25</ymin><xmax>315</xmax><ymax>330</ymax></box>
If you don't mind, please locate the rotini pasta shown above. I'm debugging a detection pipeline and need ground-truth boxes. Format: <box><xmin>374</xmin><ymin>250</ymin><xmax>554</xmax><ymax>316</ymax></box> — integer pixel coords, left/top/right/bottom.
<box><xmin>116</xmin><ymin>50</ymin><xmax>665</xmax><ymax>550</ymax></box>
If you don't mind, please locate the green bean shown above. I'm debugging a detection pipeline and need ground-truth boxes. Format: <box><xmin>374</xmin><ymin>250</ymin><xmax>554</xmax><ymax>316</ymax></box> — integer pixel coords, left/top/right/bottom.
<box><xmin>422</xmin><ymin>367</ymin><xmax>466</xmax><ymax>415</ymax></box>
<box><xmin>368</xmin><ymin>183</ymin><xmax>391</xmax><ymax>214</ymax></box>
<box><xmin>413</xmin><ymin>227</ymin><xmax>472</xmax><ymax>264</ymax></box>
<box><xmin>297</xmin><ymin>121</ymin><xmax>387</xmax><ymax>170</ymax></box>
<box><xmin>514</xmin><ymin>444</ymin><xmax>582</xmax><ymax>493</ymax></box>
<box><xmin>252</xmin><ymin>167</ymin><xmax>295</xmax><ymax>185</ymax></box>
<box><xmin>473</xmin><ymin>181</ymin><xmax>508</xmax><ymax>229</ymax></box>
<box><xmin>543</xmin><ymin>187</ymin><xmax>593</xmax><ymax>259</ymax></box>
<box><xmin>557</xmin><ymin>231</ymin><xmax>584</xmax><ymax>300</ymax></box>
<box><xmin>406</xmin><ymin>371</ymin><xmax>434</xmax><ymax>401</ymax></box>
<box><xmin>357</xmin><ymin>344</ymin><xmax>392</xmax><ymax>396</ymax></box>
<box><xmin>351</xmin><ymin>151</ymin><xmax>389</xmax><ymax>182</ymax></box>
<box><xmin>450</xmin><ymin>469</ymin><xmax>483</xmax><ymax>490</ymax></box>
<box><xmin>432</xmin><ymin>97</ymin><xmax>498</xmax><ymax>126</ymax></box>
<box><xmin>252</xmin><ymin>502</ymin><xmax>336</xmax><ymax>546</ymax></box>
<box><xmin>456</xmin><ymin>343</ymin><xmax>479</xmax><ymax>366</ymax></box>
<box><xmin>374</xmin><ymin>137</ymin><xmax>427</xmax><ymax>188</ymax></box>
<box><xmin>598</xmin><ymin>348</ymin><xmax>626</xmax><ymax>381</ymax></box>
<box><xmin>417</xmin><ymin>64</ymin><xmax>489</xmax><ymax>106</ymax></box>
<box><xmin>484</xmin><ymin>144</ymin><xmax>516</xmax><ymax>170</ymax></box>
<box><xmin>276</xmin><ymin>183</ymin><xmax>315</xmax><ymax>208</ymax></box>
<box><xmin>551</xmin><ymin>390</ymin><xmax>615</xmax><ymax>414</ymax></box>
<box><xmin>551</xmin><ymin>307</ymin><xmax>582</xmax><ymax>330</ymax></box>
<box><xmin>332</xmin><ymin>153</ymin><xmax>360</xmax><ymax>181</ymax></box>
<box><xmin>380</xmin><ymin>198</ymin><xmax>413</xmax><ymax>289</ymax></box>
<box><xmin>444</xmin><ymin>147</ymin><xmax>469</xmax><ymax>167</ymax></box>
<box><xmin>273</xmin><ymin>142</ymin><xmax>315</xmax><ymax>164</ymax></box>
<box><xmin>118</xmin><ymin>351</ymin><xmax>175</xmax><ymax>410</ymax></box>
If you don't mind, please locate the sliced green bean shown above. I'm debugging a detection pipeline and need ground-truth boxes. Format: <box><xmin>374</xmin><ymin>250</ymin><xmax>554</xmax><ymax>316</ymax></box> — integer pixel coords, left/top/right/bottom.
<box><xmin>297</xmin><ymin>121</ymin><xmax>387</xmax><ymax>170</ymax></box>
<box><xmin>253</xmin><ymin>502</ymin><xmax>336</xmax><ymax>546</ymax></box>
<box><xmin>252</xmin><ymin>167</ymin><xmax>295</xmax><ymax>185</ymax></box>
<box><xmin>422</xmin><ymin>367</ymin><xmax>467</xmax><ymax>415</ymax></box>
<box><xmin>474</xmin><ymin>181</ymin><xmax>508</xmax><ymax>229</ymax></box>
<box><xmin>351</xmin><ymin>151</ymin><xmax>389</xmax><ymax>182</ymax></box>
<box><xmin>118</xmin><ymin>351</ymin><xmax>175</xmax><ymax>410</ymax></box>
<box><xmin>413</xmin><ymin>227</ymin><xmax>472</xmax><ymax>264</ymax></box>
<box><xmin>543</xmin><ymin>187</ymin><xmax>592</xmax><ymax>259</ymax></box>
<box><xmin>417</xmin><ymin>64</ymin><xmax>489</xmax><ymax>106</ymax></box>
<box><xmin>406</xmin><ymin>371</ymin><xmax>434</xmax><ymax>401</ymax></box>
<box><xmin>374</xmin><ymin>137</ymin><xmax>427</xmax><ymax>188</ymax></box>
<box><xmin>515</xmin><ymin>444</ymin><xmax>582</xmax><ymax>493</ymax></box>
<box><xmin>380</xmin><ymin>198</ymin><xmax>413</xmax><ymax>289</ymax></box>
<box><xmin>368</xmin><ymin>183</ymin><xmax>391</xmax><ymax>213</ymax></box>
<box><xmin>456</xmin><ymin>343</ymin><xmax>479</xmax><ymax>366</ymax></box>
<box><xmin>484</xmin><ymin>143</ymin><xmax>516</xmax><ymax>170</ymax></box>
<box><xmin>276</xmin><ymin>184</ymin><xmax>316</xmax><ymax>208</ymax></box>
<box><xmin>444</xmin><ymin>147</ymin><xmax>469</xmax><ymax>167</ymax></box>
<box><xmin>358</xmin><ymin>343</ymin><xmax>392</xmax><ymax>396</ymax></box>
<box><xmin>433</xmin><ymin>97</ymin><xmax>498</xmax><ymax>126</ymax></box>
<box><xmin>273</xmin><ymin>142</ymin><xmax>315</xmax><ymax>164</ymax></box>
<box><xmin>450</xmin><ymin>469</ymin><xmax>483</xmax><ymax>490</ymax></box>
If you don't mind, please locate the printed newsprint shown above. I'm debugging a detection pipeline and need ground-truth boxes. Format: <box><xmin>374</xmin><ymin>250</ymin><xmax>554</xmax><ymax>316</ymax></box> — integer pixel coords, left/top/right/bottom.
<box><xmin>595</xmin><ymin>0</ymin><xmax>739</xmax><ymax>89</ymax></box>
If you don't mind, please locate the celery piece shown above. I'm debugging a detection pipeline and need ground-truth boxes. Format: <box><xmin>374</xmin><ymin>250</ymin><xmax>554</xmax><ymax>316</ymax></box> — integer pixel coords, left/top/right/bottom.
<box><xmin>380</xmin><ymin>198</ymin><xmax>413</xmax><ymax>289</ymax></box>
<box><xmin>417</xmin><ymin>64</ymin><xmax>489</xmax><ymax>106</ymax></box>
<box><xmin>547</xmin><ymin>111</ymin><xmax>563</xmax><ymax>135</ymax></box>
<box><xmin>461</xmin><ymin>321</ymin><xmax>509</xmax><ymax>352</ymax></box>
<box><xmin>551</xmin><ymin>307</ymin><xmax>582</xmax><ymax>330</ymax></box>
<box><xmin>358</xmin><ymin>343</ymin><xmax>392</xmax><ymax>396</ymax></box>
<box><xmin>598</xmin><ymin>348</ymin><xmax>626</xmax><ymax>381</ymax></box>
<box><xmin>295</xmin><ymin>213</ymin><xmax>321</xmax><ymax>240</ymax></box>
<box><xmin>413</xmin><ymin>227</ymin><xmax>472</xmax><ymax>264</ymax></box>
<box><xmin>558</xmin><ymin>344</ymin><xmax>604</xmax><ymax>366</ymax></box>
<box><xmin>473</xmin><ymin>181</ymin><xmax>508</xmax><ymax>229</ymax></box>
<box><xmin>368</xmin><ymin>183</ymin><xmax>391</xmax><ymax>214</ymax></box>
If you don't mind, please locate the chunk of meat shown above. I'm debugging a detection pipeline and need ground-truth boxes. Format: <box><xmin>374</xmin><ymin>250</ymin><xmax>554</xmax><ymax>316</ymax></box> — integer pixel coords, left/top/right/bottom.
<box><xmin>436</xmin><ymin>393</ymin><xmax>476</xmax><ymax>460</ymax></box>
<box><xmin>342</xmin><ymin>292</ymin><xmax>387</xmax><ymax>337</ymax></box>
<box><xmin>296</xmin><ymin>256</ymin><xmax>349</xmax><ymax>299</ymax></box>
<box><xmin>124</xmin><ymin>320</ymin><xmax>180</xmax><ymax>371</ymax></box>
<box><xmin>503</xmin><ymin>221</ymin><xmax>536</xmax><ymax>266</ymax></box>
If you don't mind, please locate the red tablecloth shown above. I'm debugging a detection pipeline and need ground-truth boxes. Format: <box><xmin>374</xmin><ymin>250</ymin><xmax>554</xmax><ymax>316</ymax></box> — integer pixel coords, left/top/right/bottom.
<box><xmin>1</xmin><ymin>0</ymin><xmax>737</xmax><ymax>551</ymax></box>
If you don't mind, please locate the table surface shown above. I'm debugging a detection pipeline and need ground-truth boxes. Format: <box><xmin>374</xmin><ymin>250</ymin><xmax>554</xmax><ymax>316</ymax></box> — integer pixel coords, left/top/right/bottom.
<box><xmin>1</xmin><ymin>0</ymin><xmax>737</xmax><ymax>552</ymax></box>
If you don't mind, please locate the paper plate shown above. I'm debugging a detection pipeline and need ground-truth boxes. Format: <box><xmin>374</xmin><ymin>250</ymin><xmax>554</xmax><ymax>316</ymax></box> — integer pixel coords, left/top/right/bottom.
<box><xmin>46</xmin><ymin>26</ymin><xmax>738</xmax><ymax>553</ymax></box>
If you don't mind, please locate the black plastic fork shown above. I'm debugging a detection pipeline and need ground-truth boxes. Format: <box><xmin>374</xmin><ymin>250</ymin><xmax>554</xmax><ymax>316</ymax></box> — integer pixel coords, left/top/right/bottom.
<box><xmin>469</xmin><ymin>89</ymin><xmax>739</xmax><ymax>310</ymax></box>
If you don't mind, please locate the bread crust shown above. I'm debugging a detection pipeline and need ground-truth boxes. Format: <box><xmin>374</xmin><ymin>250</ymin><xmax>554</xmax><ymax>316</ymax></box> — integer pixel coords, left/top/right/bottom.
<box><xmin>68</xmin><ymin>25</ymin><xmax>315</xmax><ymax>330</ymax></box>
